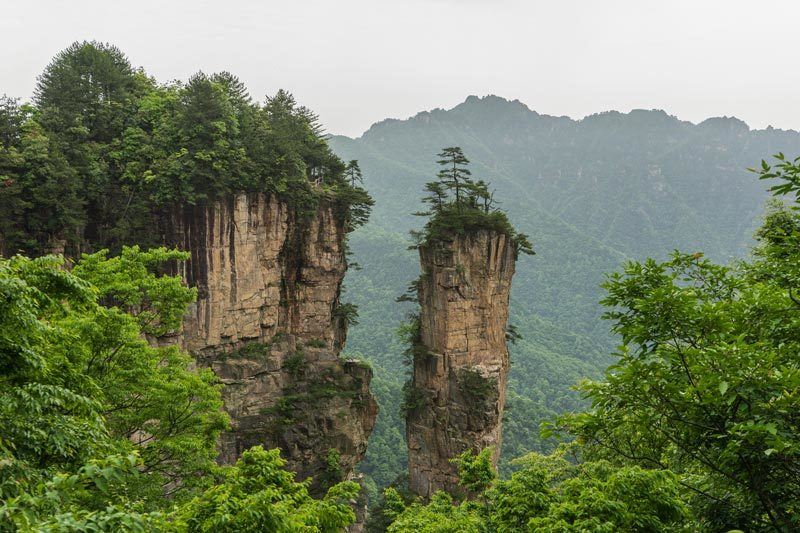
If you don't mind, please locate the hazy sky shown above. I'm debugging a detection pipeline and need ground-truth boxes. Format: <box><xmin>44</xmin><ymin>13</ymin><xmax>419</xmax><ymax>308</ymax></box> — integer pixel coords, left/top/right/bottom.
<box><xmin>2</xmin><ymin>0</ymin><xmax>798</xmax><ymax>137</ymax></box>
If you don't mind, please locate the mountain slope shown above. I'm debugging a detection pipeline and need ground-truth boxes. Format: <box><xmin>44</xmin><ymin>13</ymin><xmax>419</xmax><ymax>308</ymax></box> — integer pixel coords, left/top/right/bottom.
<box><xmin>330</xmin><ymin>95</ymin><xmax>800</xmax><ymax>492</ymax></box>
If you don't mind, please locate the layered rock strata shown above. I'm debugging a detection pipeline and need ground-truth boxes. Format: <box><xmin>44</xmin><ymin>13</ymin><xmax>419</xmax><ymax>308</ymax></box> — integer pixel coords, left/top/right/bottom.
<box><xmin>406</xmin><ymin>230</ymin><xmax>517</xmax><ymax>497</ymax></box>
<box><xmin>166</xmin><ymin>193</ymin><xmax>376</xmax><ymax>491</ymax></box>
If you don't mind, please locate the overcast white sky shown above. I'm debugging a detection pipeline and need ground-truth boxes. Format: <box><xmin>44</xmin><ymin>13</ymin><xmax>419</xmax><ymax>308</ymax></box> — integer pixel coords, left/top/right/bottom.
<box><xmin>1</xmin><ymin>0</ymin><xmax>798</xmax><ymax>137</ymax></box>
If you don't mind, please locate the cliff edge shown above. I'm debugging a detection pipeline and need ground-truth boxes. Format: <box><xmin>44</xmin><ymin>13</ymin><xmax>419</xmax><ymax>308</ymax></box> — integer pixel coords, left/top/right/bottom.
<box><xmin>168</xmin><ymin>192</ymin><xmax>377</xmax><ymax>492</ymax></box>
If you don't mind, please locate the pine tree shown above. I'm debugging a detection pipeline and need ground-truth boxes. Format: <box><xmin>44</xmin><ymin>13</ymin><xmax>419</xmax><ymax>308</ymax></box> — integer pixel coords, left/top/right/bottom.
<box><xmin>436</xmin><ymin>146</ymin><xmax>472</xmax><ymax>206</ymax></box>
<box><xmin>345</xmin><ymin>159</ymin><xmax>363</xmax><ymax>187</ymax></box>
<box><xmin>0</xmin><ymin>97</ymin><xmax>29</xmax><ymax>255</ymax></box>
<box><xmin>34</xmin><ymin>41</ymin><xmax>141</xmax><ymax>144</ymax></box>
<box><xmin>417</xmin><ymin>180</ymin><xmax>448</xmax><ymax>217</ymax></box>
<box><xmin>466</xmin><ymin>179</ymin><xmax>493</xmax><ymax>211</ymax></box>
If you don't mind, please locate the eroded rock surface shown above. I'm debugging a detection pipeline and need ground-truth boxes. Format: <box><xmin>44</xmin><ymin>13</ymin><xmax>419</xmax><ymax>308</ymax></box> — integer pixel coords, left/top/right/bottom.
<box><xmin>167</xmin><ymin>193</ymin><xmax>376</xmax><ymax>491</ymax></box>
<box><xmin>406</xmin><ymin>230</ymin><xmax>516</xmax><ymax>497</ymax></box>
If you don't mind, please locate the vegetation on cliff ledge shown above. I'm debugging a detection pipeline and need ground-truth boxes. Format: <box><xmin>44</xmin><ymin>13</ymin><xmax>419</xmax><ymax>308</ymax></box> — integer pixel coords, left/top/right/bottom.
<box><xmin>411</xmin><ymin>146</ymin><xmax>533</xmax><ymax>257</ymax></box>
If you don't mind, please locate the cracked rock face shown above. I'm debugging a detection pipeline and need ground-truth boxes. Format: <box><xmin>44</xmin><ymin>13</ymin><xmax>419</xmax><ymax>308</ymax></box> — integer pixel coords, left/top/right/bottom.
<box><xmin>406</xmin><ymin>230</ymin><xmax>516</xmax><ymax>498</ymax></box>
<box><xmin>166</xmin><ymin>193</ymin><xmax>377</xmax><ymax>492</ymax></box>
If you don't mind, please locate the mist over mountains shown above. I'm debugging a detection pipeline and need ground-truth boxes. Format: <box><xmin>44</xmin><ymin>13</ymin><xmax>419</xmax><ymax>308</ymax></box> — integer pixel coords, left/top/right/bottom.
<box><xmin>331</xmin><ymin>94</ymin><xmax>800</xmax><ymax>489</ymax></box>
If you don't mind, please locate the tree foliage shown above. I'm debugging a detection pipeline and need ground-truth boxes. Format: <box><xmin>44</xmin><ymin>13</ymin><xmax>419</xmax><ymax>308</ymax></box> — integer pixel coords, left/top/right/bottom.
<box><xmin>413</xmin><ymin>147</ymin><xmax>533</xmax><ymax>256</ymax></box>
<box><xmin>0</xmin><ymin>249</ymin><xmax>227</xmax><ymax>513</ymax></box>
<box><xmin>383</xmin><ymin>448</ymin><xmax>688</xmax><ymax>532</ymax></box>
<box><xmin>0</xmin><ymin>42</ymin><xmax>372</xmax><ymax>257</ymax></box>
<box><xmin>0</xmin><ymin>248</ymin><xmax>362</xmax><ymax>531</ymax></box>
<box><xmin>178</xmin><ymin>446</ymin><xmax>359</xmax><ymax>532</ymax></box>
<box><xmin>552</xmin><ymin>155</ymin><xmax>800</xmax><ymax>531</ymax></box>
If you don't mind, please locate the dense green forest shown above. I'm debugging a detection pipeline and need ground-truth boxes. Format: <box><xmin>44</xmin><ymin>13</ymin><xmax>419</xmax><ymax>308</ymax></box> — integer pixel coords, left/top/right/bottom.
<box><xmin>330</xmin><ymin>96</ymin><xmax>800</xmax><ymax>494</ymax></box>
<box><xmin>0</xmin><ymin>248</ymin><xmax>363</xmax><ymax>530</ymax></box>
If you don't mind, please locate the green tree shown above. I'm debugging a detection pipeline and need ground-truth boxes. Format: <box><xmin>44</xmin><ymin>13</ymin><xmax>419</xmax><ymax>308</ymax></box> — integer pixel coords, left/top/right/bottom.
<box><xmin>34</xmin><ymin>41</ymin><xmax>154</xmax><ymax>251</ymax></box>
<box><xmin>452</xmin><ymin>448</ymin><xmax>496</xmax><ymax>496</ymax></box>
<box><xmin>560</xmin><ymin>251</ymin><xmax>800</xmax><ymax>530</ymax></box>
<box><xmin>0</xmin><ymin>97</ymin><xmax>30</xmax><ymax>255</ymax></box>
<box><xmin>171</xmin><ymin>73</ymin><xmax>247</xmax><ymax>202</ymax></box>
<box><xmin>0</xmin><ymin>249</ymin><xmax>370</xmax><ymax>531</ymax></box>
<box><xmin>386</xmin><ymin>491</ymin><xmax>484</xmax><ymax>533</ymax></box>
<box><xmin>383</xmin><ymin>449</ymin><xmax>687</xmax><ymax>532</ymax></box>
<box><xmin>344</xmin><ymin>160</ymin><xmax>363</xmax><ymax>187</ymax></box>
<box><xmin>0</xmin><ymin>453</ymin><xmax>169</xmax><ymax>531</ymax></box>
<box><xmin>0</xmin><ymin>249</ymin><xmax>227</xmax><ymax>514</ymax></box>
<box><xmin>417</xmin><ymin>181</ymin><xmax>447</xmax><ymax>217</ymax></box>
<box><xmin>178</xmin><ymin>446</ymin><xmax>360</xmax><ymax>532</ymax></box>
<box><xmin>521</xmin><ymin>456</ymin><xmax>688</xmax><ymax>532</ymax></box>
<box><xmin>13</xmin><ymin>117</ymin><xmax>85</xmax><ymax>255</ymax></box>
<box><xmin>35</xmin><ymin>41</ymin><xmax>141</xmax><ymax>145</ymax></box>
<box><xmin>412</xmin><ymin>147</ymin><xmax>533</xmax><ymax>256</ymax></box>
<box><xmin>467</xmin><ymin>179</ymin><xmax>493</xmax><ymax>213</ymax></box>
<box><xmin>554</xmin><ymin>155</ymin><xmax>800</xmax><ymax>531</ymax></box>
<box><xmin>1</xmin><ymin>43</ymin><xmax>371</xmax><ymax>257</ymax></box>
<box><xmin>264</xmin><ymin>89</ymin><xmax>343</xmax><ymax>189</ymax></box>
<box><xmin>436</xmin><ymin>147</ymin><xmax>472</xmax><ymax>206</ymax></box>
<box><xmin>321</xmin><ymin>448</ymin><xmax>344</xmax><ymax>489</ymax></box>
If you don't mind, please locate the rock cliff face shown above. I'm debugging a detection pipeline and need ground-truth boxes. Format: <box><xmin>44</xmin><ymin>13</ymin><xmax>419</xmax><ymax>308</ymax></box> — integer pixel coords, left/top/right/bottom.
<box><xmin>167</xmin><ymin>193</ymin><xmax>376</xmax><ymax>492</ymax></box>
<box><xmin>406</xmin><ymin>230</ymin><xmax>516</xmax><ymax>497</ymax></box>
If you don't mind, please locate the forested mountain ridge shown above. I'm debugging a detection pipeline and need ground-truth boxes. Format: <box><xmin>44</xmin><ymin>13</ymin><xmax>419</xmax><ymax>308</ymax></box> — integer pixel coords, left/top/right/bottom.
<box><xmin>330</xmin><ymin>95</ymin><xmax>800</xmax><ymax>491</ymax></box>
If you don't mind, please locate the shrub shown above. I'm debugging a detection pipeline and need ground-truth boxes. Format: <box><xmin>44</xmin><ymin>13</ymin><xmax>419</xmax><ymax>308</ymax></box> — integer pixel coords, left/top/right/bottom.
<box><xmin>400</xmin><ymin>381</ymin><xmax>427</xmax><ymax>417</ymax></box>
<box><xmin>305</xmin><ymin>338</ymin><xmax>327</xmax><ymax>349</ymax></box>
<box><xmin>283</xmin><ymin>352</ymin><xmax>307</xmax><ymax>379</ymax></box>
<box><xmin>458</xmin><ymin>368</ymin><xmax>497</xmax><ymax>409</ymax></box>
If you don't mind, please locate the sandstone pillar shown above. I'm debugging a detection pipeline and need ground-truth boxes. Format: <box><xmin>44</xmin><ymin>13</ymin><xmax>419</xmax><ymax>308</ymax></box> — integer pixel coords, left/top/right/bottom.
<box><xmin>166</xmin><ymin>193</ymin><xmax>377</xmax><ymax>492</ymax></box>
<box><xmin>406</xmin><ymin>229</ymin><xmax>516</xmax><ymax>497</ymax></box>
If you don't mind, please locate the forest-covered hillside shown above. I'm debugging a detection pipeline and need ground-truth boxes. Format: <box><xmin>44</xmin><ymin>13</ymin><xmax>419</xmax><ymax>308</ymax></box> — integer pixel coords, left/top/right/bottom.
<box><xmin>330</xmin><ymin>95</ymin><xmax>800</xmax><ymax>490</ymax></box>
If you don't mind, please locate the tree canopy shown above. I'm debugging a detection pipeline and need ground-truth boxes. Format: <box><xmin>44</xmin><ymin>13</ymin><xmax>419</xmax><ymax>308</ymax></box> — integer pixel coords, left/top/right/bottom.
<box><xmin>378</xmin><ymin>448</ymin><xmax>687</xmax><ymax>532</ymax></box>
<box><xmin>0</xmin><ymin>41</ymin><xmax>372</xmax><ymax>257</ymax></box>
<box><xmin>0</xmin><ymin>247</ymin><xmax>360</xmax><ymax>531</ymax></box>
<box><xmin>0</xmin><ymin>247</ymin><xmax>224</xmax><ymax>523</ymax></box>
<box><xmin>547</xmin><ymin>155</ymin><xmax>800</xmax><ymax>531</ymax></box>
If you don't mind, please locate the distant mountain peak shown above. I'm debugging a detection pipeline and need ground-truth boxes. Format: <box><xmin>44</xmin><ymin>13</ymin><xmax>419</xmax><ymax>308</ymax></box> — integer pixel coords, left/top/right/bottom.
<box><xmin>457</xmin><ymin>94</ymin><xmax>534</xmax><ymax>113</ymax></box>
<box><xmin>462</xmin><ymin>94</ymin><xmax>522</xmax><ymax>105</ymax></box>
<box><xmin>698</xmin><ymin>116</ymin><xmax>750</xmax><ymax>132</ymax></box>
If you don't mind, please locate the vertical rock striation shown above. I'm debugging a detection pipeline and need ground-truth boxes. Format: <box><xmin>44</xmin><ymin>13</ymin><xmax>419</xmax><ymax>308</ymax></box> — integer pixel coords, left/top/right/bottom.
<box><xmin>166</xmin><ymin>192</ymin><xmax>376</xmax><ymax>492</ymax></box>
<box><xmin>406</xmin><ymin>229</ymin><xmax>517</xmax><ymax>497</ymax></box>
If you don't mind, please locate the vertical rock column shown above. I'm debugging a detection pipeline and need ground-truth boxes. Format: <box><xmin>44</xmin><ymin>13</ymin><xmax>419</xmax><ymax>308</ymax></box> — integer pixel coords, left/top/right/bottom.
<box><xmin>406</xmin><ymin>229</ymin><xmax>517</xmax><ymax>498</ymax></box>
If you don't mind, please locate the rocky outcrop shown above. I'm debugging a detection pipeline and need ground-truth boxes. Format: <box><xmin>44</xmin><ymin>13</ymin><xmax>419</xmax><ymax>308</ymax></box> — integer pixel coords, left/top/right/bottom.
<box><xmin>406</xmin><ymin>230</ymin><xmax>516</xmax><ymax>498</ymax></box>
<box><xmin>166</xmin><ymin>193</ymin><xmax>376</xmax><ymax>492</ymax></box>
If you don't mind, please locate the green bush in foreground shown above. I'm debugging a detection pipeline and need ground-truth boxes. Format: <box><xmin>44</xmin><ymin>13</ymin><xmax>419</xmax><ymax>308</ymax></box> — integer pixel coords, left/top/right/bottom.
<box><xmin>383</xmin><ymin>448</ymin><xmax>687</xmax><ymax>532</ymax></box>
<box><xmin>179</xmin><ymin>447</ymin><xmax>359</xmax><ymax>532</ymax></box>
<box><xmin>0</xmin><ymin>248</ymin><xmax>359</xmax><ymax>532</ymax></box>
